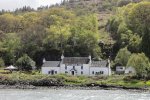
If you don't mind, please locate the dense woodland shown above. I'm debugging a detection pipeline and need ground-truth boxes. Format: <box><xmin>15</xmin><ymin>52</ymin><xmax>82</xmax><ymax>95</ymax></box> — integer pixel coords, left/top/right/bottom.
<box><xmin>0</xmin><ymin>0</ymin><xmax>150</xmax><ymax>78</ymax></box>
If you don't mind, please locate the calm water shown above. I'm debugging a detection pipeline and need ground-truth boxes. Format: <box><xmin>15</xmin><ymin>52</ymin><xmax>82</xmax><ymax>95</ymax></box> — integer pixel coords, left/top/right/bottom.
<box><xmin>0</xmin><ymin>89</ymin><xmax>150</xmax><ymax>100</ymax></box>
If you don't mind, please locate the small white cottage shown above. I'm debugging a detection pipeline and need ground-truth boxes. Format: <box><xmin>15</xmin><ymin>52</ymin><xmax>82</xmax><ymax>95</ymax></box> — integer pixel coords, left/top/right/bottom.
<box><xmin>42</xmin><ymin>55</ymin><xmax>111</xmax><ymax>76</ymax></box>
<box><xmin>125</xmin><ymin>66</ymin><xmax>136</xmax><ymax>74</ymax></box>
<box><xmin>116</xmin><ymin>66</ymin><xmax>136</xmax><ymax>74</ymax></box>
<box><xmin>116</xmin><ymin>66</ymin><xmax>126</xmax><ymax>74</ymax></box>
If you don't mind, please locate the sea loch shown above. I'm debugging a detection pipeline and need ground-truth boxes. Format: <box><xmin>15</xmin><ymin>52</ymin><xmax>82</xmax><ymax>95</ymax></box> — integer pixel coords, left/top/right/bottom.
<box><xmin>0</xmin><ymin>89</ymin><xmax>150</xmax><ymax>100</ymax></box>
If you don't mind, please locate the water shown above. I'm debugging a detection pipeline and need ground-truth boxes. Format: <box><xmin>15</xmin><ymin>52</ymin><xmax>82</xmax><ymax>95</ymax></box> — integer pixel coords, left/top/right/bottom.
<box><xmin>0</xmin><ymin>89</ymin><xmax>150</xmax><ymax>100</ymax></box>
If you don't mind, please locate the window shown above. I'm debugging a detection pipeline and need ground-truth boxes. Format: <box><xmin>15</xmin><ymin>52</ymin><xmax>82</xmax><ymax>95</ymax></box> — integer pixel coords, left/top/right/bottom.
<box><xmin>100</xmin><ymin>71</ymin><xmax>104</xmax><ymax>74</ymax></box>
<box><xmin>81</xmin><ymin>66</ymin><xmax>83</xmax><ymax>70</ymax></box>
<box><xmin>65</xmin><ymin>66</ymin><xmax>67</xmax><ymax>70</ymax></box>
<box><xmin>81</xmin><ymin>71</ymin><xmax>83</xmax><ymax>75</ymax></box>
<box><xmin>92</xmin><ymin>71</ymin><xmax>94</xmax><ymax>74</ymax></box>
<box><xmin>129</xmin><ymin>71</ymin><xmax>132</xmax><ymax>73</ymax></box>
<box><xmin>95</xmin><ymin>71</ymin><xmax>104</xmax><ymax>75</ymax></box>
<box><xmin>65</xmin><ymin>71</ymin><xmax>68</xmax><ymax>74</ymax></box>
<box><xmin>48</xmin><ymin>71</ymin><xmax>51</xmax><ymax>74</ymax></box>
<box><xmin>55</xmin><ymin>71</ymin><xmax>57</xmax><ymax>74</ymax></box>
<box><xmin>120</xmin><ymin>67</ymin><xmax>123</xmax><ymax>69</ymax></box>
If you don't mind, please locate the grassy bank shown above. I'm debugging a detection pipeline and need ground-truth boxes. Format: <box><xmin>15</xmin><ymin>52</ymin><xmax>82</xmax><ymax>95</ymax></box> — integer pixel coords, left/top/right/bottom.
<box><xmin>0</xmin><ymin>72</ymin><xmax>150</xmax><ymax>89</ymax></box>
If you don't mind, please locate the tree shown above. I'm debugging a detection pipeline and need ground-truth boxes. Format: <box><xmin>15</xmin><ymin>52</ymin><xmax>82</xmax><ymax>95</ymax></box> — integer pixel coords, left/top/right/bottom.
<box><xmin>45</xmin><ymin>20</ymin><xmax>71</xmax><ymax>52</ymax></box>
<box><xmin>0</xmin><ymin>58</ymin><xmax>4</xmax><ymax>67</ymax></box>
<box><xmin>117</xmin><ymin>22</ymin><xmax>133</xmax><ymax>47</ymax></box>
<box><xmin>42</xmin><ymin>8</ymin><xmax>75</xmax><ymax>53</ymax></box>
<box><xmin>0</xmin><ymin>14</ymin><xmax>22</xmax><ymax>33</ymax></box>
<box><xmin>141</xmin><ymin>27</ymin><xmax>150</xmax><ymax>58</ymax></box>
<box><xmin>115</xmin><ymin>47</ymin><xmax>131</xmax><ymax>66</ymax></box>
<box><xmin>21</xmin><ymin>12</ymin><xmax>39</xmax><ymax>29</ymax></box>
<box><xmin>117</xmin><ymin>0</ymin><xmax>131</xmax><ymax>7</ymax></box>
<box><xmin>1</xmin><ymin>33</ymin><xmax>21</xmax><ymax>65</ymax></box>
<box><xmin>66</xmin><ymin>14</ymin><xmax>101</xmax><ymax>57</ymax></box>
<box><xmin>16</xmin><ymin>54</ymin><xmax>35</xmax><ymax>71</ymax></box>
<box><xmin>40</xmin><ymin>8</ymin><xmax>75</xmax><ymax>28</ymax></box>
<box><xmin>128</xmin><ymin>33</ymin><xmax>142</xmax><ymax>53</ymax></box>
<box><xmin>127</xmin><ymin>2</ymin><xmax>150</xmax><ymax>35</ymax></box>
<box><xmin>127</xmin><ymin>53</ymin><xmax>150</xmax><ymax>78</ymax></box>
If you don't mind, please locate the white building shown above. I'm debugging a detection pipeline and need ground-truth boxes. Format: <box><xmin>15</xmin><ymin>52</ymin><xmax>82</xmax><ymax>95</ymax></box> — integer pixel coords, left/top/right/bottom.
<box><xmin>116</xmin><ymin>66</ymin><xmax>136</xmax><ymax>74</ymax></box>
<box><xmin>116</xmin><ymin>66</ymin><xmax>126</xmax><ymax>74</ymax></box>
<box><xmin>125</xmin><ymin>66</ymin><xmax>136</xmax><ymax>74</ymax></box>
<box><xmin>42</xmin><ymin>55</ymin><xmax>111</xmax><ymax>76</ymax></box>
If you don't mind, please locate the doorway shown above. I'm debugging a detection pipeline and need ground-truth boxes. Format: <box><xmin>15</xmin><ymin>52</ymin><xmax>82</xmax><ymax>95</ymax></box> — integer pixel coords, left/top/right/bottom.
<box><xmin>71</xmin><ymin>71</ymin><xmax>75</xmax><ymax>75</ymax></box>
<box><xmin>51</xmin><ymin>70</ymin><xmax>54</xmax><ymax>75</ymax></box>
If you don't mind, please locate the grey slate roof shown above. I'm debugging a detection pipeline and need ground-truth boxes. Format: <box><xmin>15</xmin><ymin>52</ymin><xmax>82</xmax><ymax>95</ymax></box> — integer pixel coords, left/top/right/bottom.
<box><xmin>42</xmin><ymin>61</ymin><xmax>60</xmax><ymax>67</ymax></box>
<box><xmin>91</xmin><ymin>60</ymin><xmax>108</xmax><ymax>67</ymax></box>
<box><xmin>62</xmin><ymin>57</ymin><xmax>90</xmax><ymax>65</ymax></box>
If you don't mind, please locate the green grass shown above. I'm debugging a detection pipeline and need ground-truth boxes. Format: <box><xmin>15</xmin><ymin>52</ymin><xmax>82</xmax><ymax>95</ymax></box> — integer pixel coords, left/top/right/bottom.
<box><xmin>0</xmin><ymin>70</ymin><xmax>11</xmax><ymax>74</ymax></box>
<box><xmin>0</xmin><ymin>72</ymin><xmax>149</xmax><ymax>89</ymax></box>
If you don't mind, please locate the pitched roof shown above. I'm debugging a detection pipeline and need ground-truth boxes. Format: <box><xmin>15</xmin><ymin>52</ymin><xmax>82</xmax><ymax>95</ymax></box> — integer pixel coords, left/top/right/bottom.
<box><xmin>91</xmin><ymin>60</ymin><xmax>108</xmax><ymax>67</ymax></box>
<box><xmin>62</xmin><ymin>57</ymin><xmax>90</xmax><ymax>65</ymax></box>
<box><xmin>42</xmin><ymin>61</ymin><xmax>60</xmax><ymax>67</ymax></box>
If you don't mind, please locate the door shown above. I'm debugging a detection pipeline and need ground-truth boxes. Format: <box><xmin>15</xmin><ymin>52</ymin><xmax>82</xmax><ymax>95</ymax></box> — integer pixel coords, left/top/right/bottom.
<box><xmin>71</xmin><ymin>71</ymin><xmax>75</xmax><ymax>75</ymax></box>
<box><xmin>51</xmin><ymin>70</ymin><xmax>54</xmax><ymax>75</ymax></box>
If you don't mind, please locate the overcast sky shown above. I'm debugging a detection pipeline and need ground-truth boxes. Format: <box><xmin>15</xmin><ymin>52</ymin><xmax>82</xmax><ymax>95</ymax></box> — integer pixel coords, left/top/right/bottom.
<box><xmin>0</xmin><ymin>0</ymin><xmax>62</xmax><ymax>11</ymax></box>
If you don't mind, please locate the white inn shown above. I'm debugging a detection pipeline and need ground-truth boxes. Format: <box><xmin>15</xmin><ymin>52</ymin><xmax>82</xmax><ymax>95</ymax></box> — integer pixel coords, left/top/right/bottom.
<box><xmin>42</xmin><ymin>55</ymin><xmax>111</xmax><ymax>76</ymax></box>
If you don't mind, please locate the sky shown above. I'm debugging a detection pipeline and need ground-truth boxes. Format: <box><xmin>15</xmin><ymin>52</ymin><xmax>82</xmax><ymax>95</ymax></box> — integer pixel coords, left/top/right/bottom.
<box><xmin>0</xmin><ymin>0</ymin><xmax>62</xmax><ymax>11</ymax></box>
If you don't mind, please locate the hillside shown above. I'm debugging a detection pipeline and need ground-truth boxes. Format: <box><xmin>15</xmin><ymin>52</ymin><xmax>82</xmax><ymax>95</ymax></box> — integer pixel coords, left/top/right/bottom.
<box><xmin>0</xmin><ymin>0</ymin><xmax>150</xmax><ymax>79</ymax></box>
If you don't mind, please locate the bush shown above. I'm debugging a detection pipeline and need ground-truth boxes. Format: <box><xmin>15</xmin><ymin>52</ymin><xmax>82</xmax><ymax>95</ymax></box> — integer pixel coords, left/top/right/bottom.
<box><xmin>117</xmin><ymin>0</ymin><xmax>131</xmax><ymax>7</ymax></box>
<box><xmin>16</xmin><ymin>54</ymin><xmax>35</xmax><ymax>71</ymax></box>
<box><xmin>0</xmin><ymin>58</ymin><xmax>5</xmax><ymax>68</ymax></box>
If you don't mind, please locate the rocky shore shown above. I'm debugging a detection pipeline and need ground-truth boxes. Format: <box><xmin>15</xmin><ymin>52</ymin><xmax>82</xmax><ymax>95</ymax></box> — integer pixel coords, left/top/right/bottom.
<box><xmin>0</xmin><ymin>74</ymin><xmax>149</xmax><ymax>91</ymax></box>
<box><xmin>0</xmin><ymin>83</ymin><xmax>148</xmax><ymax>92</ymax></box>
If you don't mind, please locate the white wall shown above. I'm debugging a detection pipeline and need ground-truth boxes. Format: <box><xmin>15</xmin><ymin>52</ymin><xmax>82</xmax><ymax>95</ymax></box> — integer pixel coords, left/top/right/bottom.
<box><xmin>60</xmin><ymin>64</ymin><xmax>90</xmax><ymax>76</ymax></box>
<box><xmin>90</xmin><ymin>67</ymin><xmax>109</xmax><ymax>76</ymax></box>
<box><xmin>116</xmin><ymin>66</ymin><xmax>125</xmax><ymax>72</ymax></box>
<box><xmin>125</xmin><ymin>67</ymin><xmax>136</xmax><ymax>74</ymax></box>
<box><xmin>82</xmin><ymin>64</ymin><xmax>90</xmax><ymax>75</ymax></box>
<box><xmin>60</xmin><ymin>64</ymin><xmax>66</xmax><ymax>74</ymax></box>
<box><xmin>42</xmin><ymin>67</ymin><xmax>60</xmax><ymax>74</ymax></box>
<box><xmin>42</xmin><ymin>64</ymin><xmax>111</xmax><ymax>76</ymax></box>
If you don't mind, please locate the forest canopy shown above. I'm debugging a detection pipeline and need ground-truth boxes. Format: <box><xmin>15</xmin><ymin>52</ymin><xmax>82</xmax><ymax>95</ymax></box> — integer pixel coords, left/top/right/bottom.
<box><xmin>0</xmin><ymin>0</ymin><xmax>150</xmax><ymax>77</ymax></box>
<box><xmin>0</xmin><ymin>7</ymin><xmax>100</xmax><ymax>68</ymax></box>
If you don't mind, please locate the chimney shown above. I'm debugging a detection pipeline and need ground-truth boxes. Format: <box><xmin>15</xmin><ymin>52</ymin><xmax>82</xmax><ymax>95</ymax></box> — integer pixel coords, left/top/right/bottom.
<box><xmin>61</xmin><ymin>54</ymin><xmax>64</xmax><ymax>60</ymax></box>
<box><xmin>108</xmin><ymin>56</ymin><xmax>111</xmax><ymax>76</ymax></box>
<box><xmin>43</xmin><ymin>58</ymin><xmax>46</xmax><ymax>63</ymax></box>
<box><xmin>89</xmin><ymin>55</ymin><xmax>92</xmax><ymax>64</ymax></box>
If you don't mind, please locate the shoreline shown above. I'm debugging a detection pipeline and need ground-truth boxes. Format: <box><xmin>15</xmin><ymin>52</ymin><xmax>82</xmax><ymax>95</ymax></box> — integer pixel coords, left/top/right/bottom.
<box><xmin>0</xmin><ymin>73</ymin><xmax>149</xmax><ymax>92</ymax></box>
<box><xmin>0</xmin><ymin>84</ymin><xmax>148</xmax><ymax>92</ymax></box>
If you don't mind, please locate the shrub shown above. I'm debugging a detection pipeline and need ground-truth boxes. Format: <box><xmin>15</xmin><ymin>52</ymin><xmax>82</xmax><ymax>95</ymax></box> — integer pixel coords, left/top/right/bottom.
<box><xmin>0</xmin><ymin>58</ymin><xmax>5</xmax><ymax>68</ymax></box>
